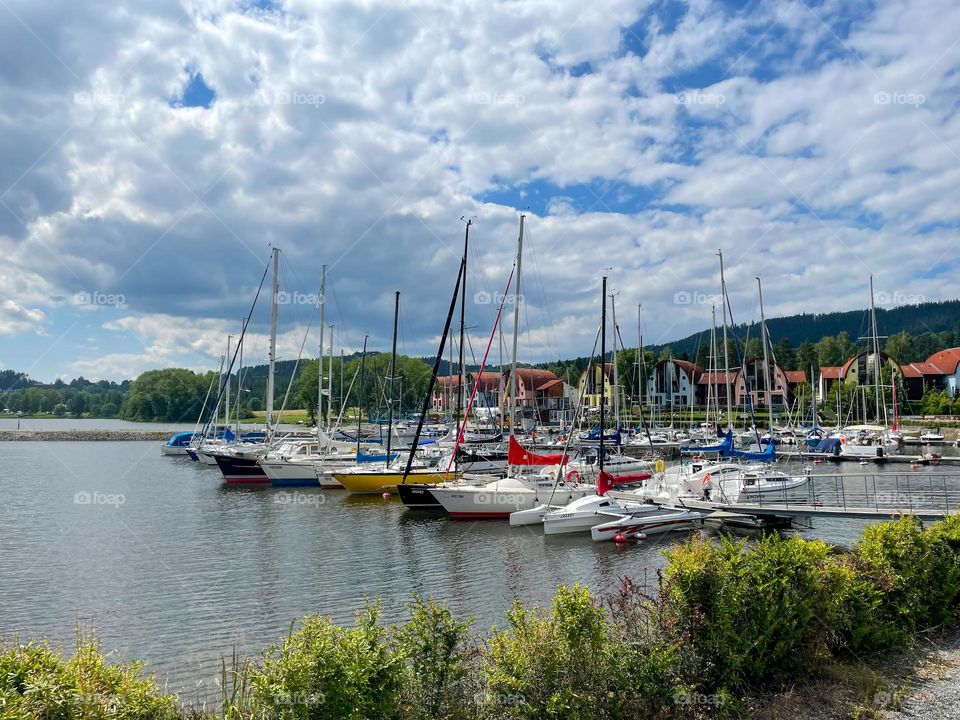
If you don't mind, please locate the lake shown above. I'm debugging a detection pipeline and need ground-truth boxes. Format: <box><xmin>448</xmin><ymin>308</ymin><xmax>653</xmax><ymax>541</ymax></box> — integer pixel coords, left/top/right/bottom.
<box><xmin>0</xmin><ymin>438</ymin><xmax>955</xmax><ymax>706</ymax></box>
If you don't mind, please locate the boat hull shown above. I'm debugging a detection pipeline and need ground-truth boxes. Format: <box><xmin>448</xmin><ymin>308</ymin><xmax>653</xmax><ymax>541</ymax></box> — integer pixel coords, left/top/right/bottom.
<box><xmin>160</xmin><ymin>445</ymin><xmax>190</xmax><ymax>456</ymax></box>
<box><xmin>214</xmin><ymin>453</ymin><xmax>270</xmax><ymax>484</ymax></box>
<box><xmin>395</xmin><ymin>483</ymin><xmax>443</xmax><ymax>509</ymax></box>
<box><xmin>260</xmin><ymin>461</ymin><xmax>320</xmax><ymax>488</ymax></box>
<box><xmin>434</xmin><ymin>486</ymin><xmax>592</xmax><ymax>519</ymax></box>
<box><xmin>591</xmin><ymin>510</ymin><xmax>702</xmax><ymax>542</ymax></box>
<box><xmin>331</xmin><ymin>470</ymin><xmax>455</xmax><ymax>495</ymax></box>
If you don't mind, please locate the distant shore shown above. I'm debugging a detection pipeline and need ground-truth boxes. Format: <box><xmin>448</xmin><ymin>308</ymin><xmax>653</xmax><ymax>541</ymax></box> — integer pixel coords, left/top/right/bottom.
<box><xmin>0</xmin><ymin>429</ymin><xmax>173</xmax><ymax>441</ymax></box>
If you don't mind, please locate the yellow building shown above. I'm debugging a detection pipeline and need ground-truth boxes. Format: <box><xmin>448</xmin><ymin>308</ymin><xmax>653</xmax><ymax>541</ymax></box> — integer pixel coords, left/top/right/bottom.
<box><xmin>577</xmin><ymin>363</ymin><xmax>615</xmax><ymax>408</ymax></box>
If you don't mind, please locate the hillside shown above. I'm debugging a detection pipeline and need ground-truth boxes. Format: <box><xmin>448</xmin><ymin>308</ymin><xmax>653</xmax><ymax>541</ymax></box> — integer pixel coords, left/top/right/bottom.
<box><xmin>647</xmin><ymin>300</ymin><xmax>960</xmax><ymax>358</ymax></box>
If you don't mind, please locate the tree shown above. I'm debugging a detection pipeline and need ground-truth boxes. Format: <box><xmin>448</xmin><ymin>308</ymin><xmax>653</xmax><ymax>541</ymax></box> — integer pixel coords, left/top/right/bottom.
<box><xmin>120</xmin><ymin>369</ymin><xmax>213</xmax><ymax>422</ymax></box>
<box><xmin>885</xmin><ymin>331</ymin><xmax>915</xmax><ymax>363</ymax></box>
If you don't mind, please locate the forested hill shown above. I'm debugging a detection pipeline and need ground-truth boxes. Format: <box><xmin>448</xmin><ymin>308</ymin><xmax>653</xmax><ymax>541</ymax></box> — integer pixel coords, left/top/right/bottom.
<box><xmin>648</xmin><ymin>300</ymin><xmax>960</xmax><ymax>358</ymax></box>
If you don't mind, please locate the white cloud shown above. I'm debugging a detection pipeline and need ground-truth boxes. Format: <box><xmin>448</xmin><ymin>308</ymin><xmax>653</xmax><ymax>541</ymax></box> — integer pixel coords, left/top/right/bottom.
<box><xmin>0</xmin><ymin>0</ymin><xmax>957</xmax><ymax>380</ymax></box>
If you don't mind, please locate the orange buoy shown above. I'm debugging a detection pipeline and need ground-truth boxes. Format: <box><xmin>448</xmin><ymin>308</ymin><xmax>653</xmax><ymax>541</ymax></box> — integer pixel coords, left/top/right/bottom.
<box><xmin>613</xmin><ymin>534</ymin><xmax>627</xmax><ymax>543</ymax></box>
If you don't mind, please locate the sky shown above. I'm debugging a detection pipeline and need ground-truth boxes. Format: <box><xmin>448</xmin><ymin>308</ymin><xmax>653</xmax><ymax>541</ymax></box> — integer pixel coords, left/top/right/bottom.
<box><xmin>0</xmin><ymin>0</ymin><xmax>958</xmax><ymax>382</ymax></box>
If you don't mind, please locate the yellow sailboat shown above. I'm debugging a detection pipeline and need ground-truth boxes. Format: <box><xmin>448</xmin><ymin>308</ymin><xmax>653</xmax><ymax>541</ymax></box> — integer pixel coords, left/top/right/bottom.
<box><xmin>332</xmin><ymin>466</ymin><xmax>456</xmax><ymax>495</ymax></box>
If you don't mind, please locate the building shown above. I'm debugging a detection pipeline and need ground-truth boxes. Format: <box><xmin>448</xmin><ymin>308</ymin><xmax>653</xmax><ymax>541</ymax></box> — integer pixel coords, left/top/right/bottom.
<box><xmin>577</xmin><ymin>363</ymin><xmax>615</xmax><ymax>409</ymax></box>
<box><xmin>816</xmin><ymin>348</ymin><xmax>960</xmax><ymax>405</ymax></box>
<box><xmin>432</xmin><ymin>371</ymin><xmax>502</xmax><ymax>415</ymax></box>
<box><xmin>645</xmin><ymin>359</ymin><xmax>703</xmax><ymax>408</ymax></box>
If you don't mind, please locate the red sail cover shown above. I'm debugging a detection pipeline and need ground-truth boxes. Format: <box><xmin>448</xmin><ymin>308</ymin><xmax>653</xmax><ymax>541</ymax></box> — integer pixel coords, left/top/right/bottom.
<box><xmin>597</xmin><ymin>470</ymin><xmax>650</xmax><ymax>495</ymax></box>
<box><xmin>508</xmin><ymin>435</ymin><xmax>568</xmax><ymax>466</ymax></box>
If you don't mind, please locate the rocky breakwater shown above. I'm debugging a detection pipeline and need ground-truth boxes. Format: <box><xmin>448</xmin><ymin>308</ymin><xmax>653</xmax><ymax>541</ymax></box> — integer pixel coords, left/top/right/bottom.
<box><xmin>0</xmin><ymin>429</ymin><xmax>173</xmax><ymax>441</ymax></box>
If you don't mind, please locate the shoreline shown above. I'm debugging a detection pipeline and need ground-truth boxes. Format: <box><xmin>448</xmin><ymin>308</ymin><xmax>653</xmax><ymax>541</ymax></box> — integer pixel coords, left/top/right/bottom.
<box><xmin>0</xmin><ymin>429</ymin><xmax>174</xmax><ymax>441</ymax></box>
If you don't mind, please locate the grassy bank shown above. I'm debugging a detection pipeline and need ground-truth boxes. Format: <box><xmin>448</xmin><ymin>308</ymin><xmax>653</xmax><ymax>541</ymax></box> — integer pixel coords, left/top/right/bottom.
<box><xmin>4</xmin><ymin>516</ymin><xmax>960</xmax><ymax>719</ymax></box>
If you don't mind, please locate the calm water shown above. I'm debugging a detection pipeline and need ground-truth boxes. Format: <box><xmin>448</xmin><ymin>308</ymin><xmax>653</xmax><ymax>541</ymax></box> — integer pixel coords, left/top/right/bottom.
<box><xmin>1</xmin><ymin>440</ymin><xmax>956</xmax><ymax>704</ymax></box>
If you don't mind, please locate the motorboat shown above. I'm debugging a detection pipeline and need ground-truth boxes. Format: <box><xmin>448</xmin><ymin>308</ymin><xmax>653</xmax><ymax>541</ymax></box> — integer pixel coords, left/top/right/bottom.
<box><xmin>590</xmin><ymin>507</ymin><xmax>703</xmax><ymax>542</ymax></box>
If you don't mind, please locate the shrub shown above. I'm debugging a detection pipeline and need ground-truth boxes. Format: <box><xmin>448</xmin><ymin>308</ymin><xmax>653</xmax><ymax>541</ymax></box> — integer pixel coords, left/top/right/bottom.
<box><xmin>248</xmin><ymin>603</ymin><xmax>405</xmax><ymax>720</ymax></box>
<box><xmin>855</xmin><ymin>515</ymin><xmax>960</xmax><ymax>640</ymax></box>
<box><xmin>0</xmin><ymin>637</ymin><xmax>179</xmax><ymax>720</ymax></box>
<box><xmin>662</xmin><ymin>534</ymin><xmax>833</xmax><ymax>691</ymax></box>
<box><xmin>482</xmin><ymin>584</ymin><xmax>621</xmax><ymax>719</ymax></box>
<box><xmin>394</xmin><ymin>598</ymin><xmax>477</xmax><ymax>720</ymax></box>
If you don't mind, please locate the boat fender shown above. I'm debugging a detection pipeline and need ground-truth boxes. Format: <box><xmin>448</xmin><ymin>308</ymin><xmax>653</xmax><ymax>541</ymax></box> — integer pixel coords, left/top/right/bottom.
<box><xmin>613</xmin><ymin>533</ymin><xmax>628</xmax><ymax>543</ymax></box>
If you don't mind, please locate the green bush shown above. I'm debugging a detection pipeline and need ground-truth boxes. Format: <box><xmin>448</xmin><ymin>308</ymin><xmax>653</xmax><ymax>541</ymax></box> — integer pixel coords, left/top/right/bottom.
<box><xmin>856</xmin><ymin>515</ymin><xmax>960</xmax><ymax>641</ymax></box>
<box><xmin>394</xmin><ymin>598</ymin><xmax>477</xmax><ymax>720</ymax></box>
<box><xmin>0</xmin><ymin>638</ymin><xmax>179</xmax><ymax>720</ymax></box>
<box><xmin>662</xmin><ymin>534</ymin><xmax>833</xmax><ymax>691</ymax></box>
<box><xmin>483</xmin><ymin>584</ymin><xmax>623</xmax><ymax>719</ymax></box>
<box><xmin>248</xmin><ymin>603</ymin><xmax>406</xmax><ymax>720</ymax></box>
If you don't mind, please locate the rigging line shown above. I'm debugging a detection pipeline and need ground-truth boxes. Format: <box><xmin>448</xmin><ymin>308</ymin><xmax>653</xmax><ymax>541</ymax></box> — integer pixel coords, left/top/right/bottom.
<box><xmin>199</xmin><ymin>255</ymin><xmax>271</xmax><ymax>439</ymax></box>
<box><xmin>275</xmin><ymin>308</ymin><xmax>316</xmax><ymax>424</ymax></box>
<box><xmin>524</xmin><ymin>224</ymin><xmax>561</xmax><ymax>360</ymax></box>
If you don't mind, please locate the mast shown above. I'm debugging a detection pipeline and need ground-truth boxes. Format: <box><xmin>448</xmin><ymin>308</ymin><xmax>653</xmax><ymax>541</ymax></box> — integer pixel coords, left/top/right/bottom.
<box><xmin>402</xmin><ymin>252</ymin><xmax>466</xmax><ymax>482</ymax></box>
<box><xmin>756</xmin><ymin>276</ymin><xmax>773</xmax><ymax>430</ymax></box>
<box><xmin>456</xmin><ymin>219</ymin><xmax>471</xmax><ymax>473</ymax></box>
<box><xmin>636</xmin><ymin>304</ymin><xmax>642</xmax><ymax>428</ymax></box>
<box><xmin>599</xmin><ymin>276</ymin><xmax>607</xmax><ymax>475</ymax></box>
<box><xmin>509</xmin><ymin>214</ymin><xmax>524</xmax><ymax>446</ymax></box>
<box><xmin>610</xmin><ymin>292</ymin><xmax>620</xmax><ymax>429</ymax></box>
<box><xmin>236</xmin><ymin>322</ymin><xmax>243</xmax><ymax>436</ymax></box>
<box><xmin>386</xmin><ymin>291</ymin><xmax>400</xmax><ymax>462</ymax></box>
<box><xmin>266</xmin><ymin>246</ymin><xmax>280</xmax><ymax>433</ymax></box>
<box><xmin>718</xmin><ymin>249</ymin><xmax>732</xmax><ymax>429</ymax></box>
<box><xmin>224</xmin><ymin>335</ymin><xmax>232</xmax><ymax>431</ymax></box>
<box><xmin>707</xmin><ymin>305</ymin><xmax>720</xmax><ymax>424</ymax></box>
<box><xmin>317</xmin><ymin>265</ymin><xmax>326</xmax><ymax>438</ymax></box>
<box><xmin>869</xmin><ymin>275</ymin><xmax>887</xmax><ymax>426</ymax></box>
<box><xmin>327</xmin><ymin>324</ymin><xmax>334</xmax><ymax>430</ymax></box>
<box><xmin>355</xmin><ymin>335</ymin><xmax>368</xmax><ymax>456</ymax></box>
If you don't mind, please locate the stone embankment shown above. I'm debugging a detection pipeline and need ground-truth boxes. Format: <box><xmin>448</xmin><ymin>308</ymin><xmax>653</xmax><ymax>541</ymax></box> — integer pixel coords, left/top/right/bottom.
<box><xmin>0</xmin><ymin>430</ymin><xmax>172</xmax><ymax>441</ymax></box>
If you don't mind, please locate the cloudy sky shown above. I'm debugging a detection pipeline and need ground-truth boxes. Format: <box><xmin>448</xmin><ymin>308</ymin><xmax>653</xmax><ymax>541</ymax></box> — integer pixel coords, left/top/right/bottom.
<box><xmin>1</xmin><ymin>0</ymin><xmax>957</xmax><ymax>381</ymax></box>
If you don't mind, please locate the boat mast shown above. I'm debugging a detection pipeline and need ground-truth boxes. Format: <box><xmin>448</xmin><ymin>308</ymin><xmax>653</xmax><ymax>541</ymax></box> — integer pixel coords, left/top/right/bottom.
<box><xmin>356</xmin><ymin>335</ymin><xmax>369</xmax><ymax>456</ymax></box>
<box><xmin>636</xmin><ymin>304</ymin><xmax>642</xmax><ymax>429</ymax></box>
<box><xmin>456</xmin><ymin>219</ymin><xmax>471</xmax><ymax>474</ymax></box>
<box><xmin>718</xmin><ymin>249</ymin><xmax>732</xmax><ymax>430</ymax></box>
<box><xmin>509</xmin><ymin>214</ymin><xmax>524</xmax><ymax>451</ymax></box>
<box><xmin>599</xmin><ymin>276</ymin><xmax>607</xmax><ymax>475</ymax></box>
<box><xmin>386</xmin><ymin>292</ymin><xmax>400</xmax><ymax>463</ymax></box>
<box><xmin>402</xmin><ymin>241</ymin><xmax>466</xmax><ymax>482</ymax></box>
<box><xmin>327</xmin><ymin>324</ymin><xmax>334</xmax><ymax>430</ymax></box>
<box><xmin>869</xmin><ymin>275</ymin><xmax>887</xmax><ymax>426</ymax></box>
<box><xmin>236</xmin><ymin>322</ymin><xmax>243</xmax><ymax>436</ymax></box>
<box><xmin>318</xmin><ymin>264</ymin><xmax>326</xmax><ymax>438</ymax></box>
<box><xmin>266</xmin><ymin>246</ymin><xmax>280</xmax><ymax>434</ymax></box>
<box><xmin>224</xmin><ymin>335</ymin><xmax>232</xmax><ymax>431</ymax></box>
<box><xmin>756</xmin><ymin>276</ymin><xmax>774</xmax><ymax>430</ymax></box>
<box><xmin>707</xmin><ymin>305</ymin><xmax>720</xmax><ymax>424</ymax></box>
<box><xmin>610</xmin><ymin>292</ymin><xmax>620</xmax><ymax>429</ymax></box>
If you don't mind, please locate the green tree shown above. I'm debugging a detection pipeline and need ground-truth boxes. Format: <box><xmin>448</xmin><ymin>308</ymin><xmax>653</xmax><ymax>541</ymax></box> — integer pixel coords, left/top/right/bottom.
<box><xmin>120</xmin><ymin>369</ymin><xmax>214</xmax><ymax>422</ymax></box>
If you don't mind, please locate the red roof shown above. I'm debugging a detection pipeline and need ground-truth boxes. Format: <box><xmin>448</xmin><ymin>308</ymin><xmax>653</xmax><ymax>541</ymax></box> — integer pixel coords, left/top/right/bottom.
<box><xmin>819</xmin><ymin>366</ymin><xmax>842</xmax><ymax>379</ymax></box>
<box><xmin>470</xmin><ymin>372</ymin><xmax>501</xmax><ymax>391</ymax></box>
<box><xmin>536</xmin><ymin>378</ymin><xmax>565</xmax><ymax>392</ymax></box>
<box><xmin>900</xmin><ymin>364</ymin><xmax>924</xmax><ymax>378</ymax></box>
<box><xmin>509</xmin><ymin>369</ymin><xmax>558</xmax><ymax>388</ymax></box>
<box><xmin>925</xmin><ymin>348</ymin><xmax>960</xmax><ymax>375</ymax></box>
<box><xmin>436</xmin><ymin>375</ymin><xmax>463</xmax><ymax>387</ymax></box>
<box><xmin>784</xmin><ymin>370</ymin><xmax>807</xmax><ymax>383</ymax></box>
<box><xmin>698</xmin><ymin>371</ymin><xmax>736</xmax><ymax>385</ymax></box>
